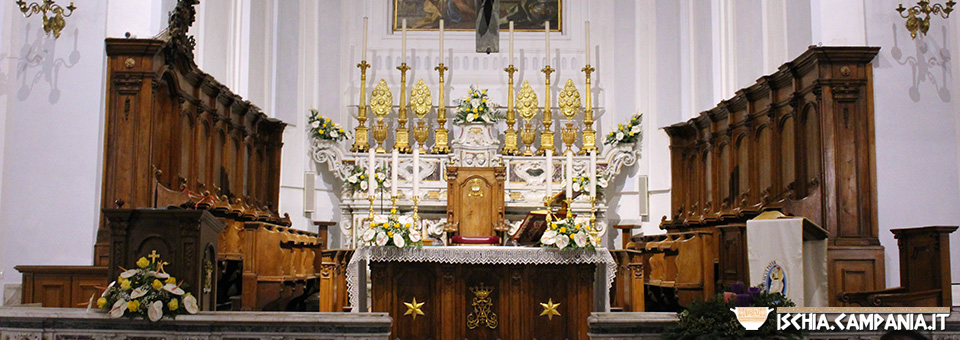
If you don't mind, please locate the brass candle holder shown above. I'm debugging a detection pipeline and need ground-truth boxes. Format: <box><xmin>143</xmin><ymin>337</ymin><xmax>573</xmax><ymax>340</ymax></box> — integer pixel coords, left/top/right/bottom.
<box><xmin>538</xmin><ymin>65</ymin><xmax>557</xmax><ymax>155</ymax></box>
<box><xmin>433</xmin><ymin>63</ymin><xmax>451</xmax><ymax>154</ymax></box>
<box><xmin>502</xmin><ymin>65</ymin><xmax>520</xmax><ymax>155</ymax></box>
<box><xmin>412</xmin><ymin>195</ymin><xmax>421</xmax><ymax>232</ymax></box>
<box><xmin>581</xmin><ymin>65</ymin><xmax>597</xmax><ymax>155</ymax></box>
<box><xmin>410</xmin><ymin>79</ymin><xmax>432</xmax><ymax>154</ymax></box>
<box><xmin>564</xmin><ymin>198</ymin><xmax>574</xmax><ymax>219</ymax></box>
<box><xmin>395</xmin><ymin>63</ymin><xmax>412</xmax><ymax>153</ymax></box>
<box><xmin>352</xmin><ymin>60</ymin><xmax>371</xmax><ymax>152</ymax></box>
<box><xmin>589</xmin><ymin>196</ymin><xmax>600</xmax><ymax>247</ymax></box>
<box><xmin>558</xmin><ymin>79</ymin><xmax>582</xmax><ymax>155</ymax></box>
<box><xmin>370</xmin><ymin>79</ymin><xmax>393</xmax><ymax>153</ymax></box>
<box><xmin>516</xmin><ymin>81</ymin><xmax>539</xmax><ymax>156</ymax></box>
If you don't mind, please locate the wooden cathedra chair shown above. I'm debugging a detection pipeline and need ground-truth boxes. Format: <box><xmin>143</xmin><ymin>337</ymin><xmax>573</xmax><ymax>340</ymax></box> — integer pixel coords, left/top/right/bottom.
<box><xmin>444</xmin><ymin>166</ymin><xmax>507</xmax><ymax>245</ymax></box>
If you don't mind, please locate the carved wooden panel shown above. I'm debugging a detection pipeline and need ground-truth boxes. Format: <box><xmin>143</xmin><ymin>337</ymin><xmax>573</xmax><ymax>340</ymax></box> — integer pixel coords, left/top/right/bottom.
<box><xmin>446</xmin><ymin>167</ymin><xmax>506</xmax><ymax>239</ymax></box>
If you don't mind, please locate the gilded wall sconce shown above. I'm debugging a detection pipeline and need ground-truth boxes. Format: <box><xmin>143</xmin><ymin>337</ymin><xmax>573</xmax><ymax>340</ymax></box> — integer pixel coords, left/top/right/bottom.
<box><xmin>896</xmin><ymin>0</ymin><xmax>955</xmax><ymax>39</ymax></box>
<box><xmin>15</xmin><ymin>0</ymin><xmax>76</xmax><ymax>39</ymax></box>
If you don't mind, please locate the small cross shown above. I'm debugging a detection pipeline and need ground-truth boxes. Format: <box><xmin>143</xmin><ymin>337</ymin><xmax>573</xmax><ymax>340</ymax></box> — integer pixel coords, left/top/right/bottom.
<box><xmin>147</xmin><ymin>250</ymin><xmax>161</xmax><ymax>264</ymax></box>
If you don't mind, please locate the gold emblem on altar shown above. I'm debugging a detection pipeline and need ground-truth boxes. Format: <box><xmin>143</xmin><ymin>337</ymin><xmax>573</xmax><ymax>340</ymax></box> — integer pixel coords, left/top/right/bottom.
<box><xmin>467</xmin><ymin>283</ymin><xmax>498</xmax><ymax>329</ymax></box>
<box><xmin>468</xmin><ymin>178</ymin><xmax>484</xmax><ymax>198</ymax></box>
<box><xmin>516</xmin><ymin>81</ymin><xmax>539</xmax><ymax>156</ymax></box>
<box><xmin>539</xmin><ymin>298</ymin><xmax>561</xmax><ymax>320</ymax></box>
<box><xmin>403</xmin><ymin>297</ymin><xmax>425</xmax><ymax>320</ymax></box>
<box><xmin>558</xmin><ymin>79</ymin><xmax>582</xmax><ymax>155</ymax></box>
<box><xmin>370</xmin><ymin>79</ymin><xmax>393</xmax><ymax>152</ymax></box>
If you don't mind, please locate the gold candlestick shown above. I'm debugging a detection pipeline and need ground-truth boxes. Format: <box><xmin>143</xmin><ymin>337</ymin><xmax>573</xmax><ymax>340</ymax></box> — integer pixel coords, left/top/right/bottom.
<box><xmin>589</xmin><ymin>196</ymin><xmax>599</xmax><ymax>246</ymax></box>
<box><xmin>412</xmin><ymin>196</ymin><xmax>421</xmax><ymax>230</ymax></box>
<box><xmin>352</xmin><ymin>61</ymin><xmax>371</xmax><ymax>152</ymax></box>
<box><xmin>538</xmin><ymin>65</ymin><xmax>557</xmax><ymax>155</ymax></box>
<box><xmin>390</xmin><ymin>195</ymin><xmax>399</xmax><ymax>209</ymax></box>
<box><xmin>564</xmin><ymin>198</ymin><xmax>574</xmax><ymax>219</ymax></box>
<box><xmin>362</xmin><ymin>193</ymin><xmax>376</xmax><ymax>247</ymax></box>
<box><xmin>502</xmin><ymin>65</ymin><xmax>520</xmax><ymax>155</ymax></box>
<box><xmin>395</xmin><ymin>63</ymin><xmax>412</xmax><ymax>153</ymax></box>
<box><xmin>581</xmin><ymin>65</ymin><xmax>597</xmax><ymax>155</ymax></box>
<box><xmin>433</xmin><ymin>63</ymin><xmax>451</xmax><ymax>154</ymax></box>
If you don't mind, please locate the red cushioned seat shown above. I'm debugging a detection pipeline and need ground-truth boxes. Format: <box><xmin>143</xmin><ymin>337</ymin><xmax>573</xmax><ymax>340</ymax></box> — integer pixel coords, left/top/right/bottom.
<box><xmin>451</xmin><ymin>235</ymin><xmax>501</xmax><ymax>245</ymax></box>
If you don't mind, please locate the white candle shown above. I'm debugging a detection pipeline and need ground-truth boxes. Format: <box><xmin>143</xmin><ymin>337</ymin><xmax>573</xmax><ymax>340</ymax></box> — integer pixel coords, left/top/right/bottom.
<box><xmin>402</xmin><ymin>19</ymin><xmax>407</xmax><ymax>64</ymax></box>
<box><xmin>545</xmin><ymin>149</ymin><xmax>553</xmax><ymax>200</ymax></box>
<box><xmin>584</xmin><ymin>21</ymin><xmax>591</xmax><ymax>65</ymax></box>
<box><xmin>362</xmin><ymin>17</ymin><xmax>369</xmax><ymax>61</ymax></box>
<box><xmin>589</xmin><ymin>150</ymin><xmax>597</xmax><ymax>198</ymax></box>
<box><xmin>413</xmin><ymin>149</ymin><xmax>420</xmax><ymax>198</ymax></box>
<box><xmin>439</xmin><ymin>19</ymin><xmax>444</xmax><ymax>61</ymax></box>
<box><xmin>509</xmin><ymin>21</ymin><xmax>514</xmax><ymax>64</ymax></box>
<box><xmin>368</xmin><ymin>148</ymin><xmax>376</xmax><ymax>197</ymax></box>
<box><xmin>545</xmin><ymin>21</ymin><xmax>550</xmax><ymax>65</ymax></box>
<box><xmin>391</xmin><ymin>149</ymin><xmax>399</xmax><ymax>197</ymax></box>
<box><xmin>566</xmin><ymin>151</ymin><xmax>574</xmax><ymax>199</ymax></box>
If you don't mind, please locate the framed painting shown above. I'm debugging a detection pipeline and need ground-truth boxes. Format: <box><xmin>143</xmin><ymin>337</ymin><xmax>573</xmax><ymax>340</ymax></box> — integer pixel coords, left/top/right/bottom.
<box><xmin>393</xmin><ymin>0</ymin><xmax>562</xmax><ymax>32</ymax></box>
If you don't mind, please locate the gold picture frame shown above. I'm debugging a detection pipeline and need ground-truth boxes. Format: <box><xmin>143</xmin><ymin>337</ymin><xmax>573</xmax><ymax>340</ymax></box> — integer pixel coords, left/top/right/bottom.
<box><xmin>393</xmin><ymin>0</ymin><xmax>562</xmax><ymax>32</ymax></box>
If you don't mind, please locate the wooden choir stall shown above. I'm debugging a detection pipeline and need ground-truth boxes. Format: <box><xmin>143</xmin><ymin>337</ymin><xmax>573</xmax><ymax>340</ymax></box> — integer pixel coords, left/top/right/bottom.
<box><xmin>645</xmin><ymin>46</ymin><xmax>885</xmax><ymax>308</ymax></box>
<box><xmin>17</xmin><ymin>1</ymin><xmax>352</xmax><ymax>313</ymax></box>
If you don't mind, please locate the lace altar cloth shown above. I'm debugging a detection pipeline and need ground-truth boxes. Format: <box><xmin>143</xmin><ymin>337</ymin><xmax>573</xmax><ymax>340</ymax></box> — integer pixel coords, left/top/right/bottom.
<box><xmin>347</xmin><ymin>246</ymin><xmax>617</xmax><ymax>309</ymax></box>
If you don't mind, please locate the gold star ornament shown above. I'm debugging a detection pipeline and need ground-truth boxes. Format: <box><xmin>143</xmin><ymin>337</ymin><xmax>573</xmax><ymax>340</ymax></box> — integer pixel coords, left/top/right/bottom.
<box><xmin>539</xmin><ymin>298</ymin><xmax>561</xmax><ymax>320</ymax></box>
<box><xmin>403</xmin><ymin>298</ymin><xmax>425</xmax><ymax>320</ymax></box>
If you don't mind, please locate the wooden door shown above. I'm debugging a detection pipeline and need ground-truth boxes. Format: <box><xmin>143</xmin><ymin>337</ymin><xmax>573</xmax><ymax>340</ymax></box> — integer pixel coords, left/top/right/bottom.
<box><xmin>446</xmin><ymin>167</ymin><xmax>506</xmax><ymax>238</ymax></box>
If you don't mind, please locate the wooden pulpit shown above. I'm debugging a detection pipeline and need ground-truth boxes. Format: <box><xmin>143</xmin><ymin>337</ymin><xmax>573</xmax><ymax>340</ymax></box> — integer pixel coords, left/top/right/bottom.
<box><xmin>445</xmin><ymin>166</ymin><xmax>506</xmax><ymax>245</ymax></box>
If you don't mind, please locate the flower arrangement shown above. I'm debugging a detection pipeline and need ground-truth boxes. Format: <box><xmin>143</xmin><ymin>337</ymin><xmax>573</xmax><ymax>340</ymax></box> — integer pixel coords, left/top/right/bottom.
<box><xmin>342</xmin><ymin>165</ymin><xmax>389</xmax><ymax>193</ymax></box>
<box><xmin>604</xmin><ymin>113</ymin><xmax>642</xmax><ymax>146</ymax></box>
<box><xmin>662</xmin><ymin>282</ymin><xmax>800</xmax><ymax>340</ymax></box>
<box><xmin>361</xmin><ymin>208</ymin><xmax>422</xmax><ymax>248</ymax></box>
<box><xmin>98</xmin><ymin>253</ymin><xmax>199</xmax><ymax>321</ymax></box>
<box><xmin>453</xmin><ymin>85</ymin><xmax>504</xmax><ymax>124</ymax></box>
<box><xmin>539</xmin><ymin>215</ymin><xmax>598</xmax><ymax>250</ymax></box>
<box><xmin>571</xmin><ymin>173</ymin><xmax>610</xmax><ymax>199</ymax></box>
<box><xmin>309</xmin><ymin>109</ymin><xmax>352</xmax><ymax>142</ymax></box>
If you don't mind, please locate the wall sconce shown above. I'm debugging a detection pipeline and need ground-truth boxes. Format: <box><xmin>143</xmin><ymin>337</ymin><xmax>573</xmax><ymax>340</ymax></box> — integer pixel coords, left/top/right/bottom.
<box><xmin>896</xmin><ymin>0</ymin><xmax>955</xmax><ymax>39</ymax></box>
<box><xmin>15</xmin><ymin>0</ymin><xmax>76</xmax><ymax>39</ymax></box>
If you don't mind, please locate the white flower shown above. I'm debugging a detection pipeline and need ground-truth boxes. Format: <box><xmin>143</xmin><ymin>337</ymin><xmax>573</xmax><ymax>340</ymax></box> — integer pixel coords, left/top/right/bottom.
<box><xmin>393</xmin><ymin>234</ymin><xmax>405</xmax><ymax>248</ymax></box>
<box><xmin>470</xmin><ymin>98</ymin><xmax>480</xmax><ymax>107</ymax></box>
<box><xmin>398</xmin><ymin>216</ymin><xmax>414</xmax><ymax>227</ymax></box>
<box><xmin>362</xmin><ymin>228</ymin><xmax>376</xmax><ymax>242</ymax></box>
<box><xmin>376</xmin><ymin>232</ymin><xmax>388</xmax><ymax>246</ymax></box>
<box><xmin>348</xmin><ymin>174</ymin><xmax>358</xmax><ymax>183</ymax></box>
<box><xmin>372</xmin><ymin>214</ymin><xmax>388</xmax><ymax>225</ymax></box>
<box><xmin>311</xmin><ymin>121</ymin><xmax>320</xmax><ymax>128</ymax></box>
<box><xmin>555</xmin><ymin>234</ymin><xmax>570</xmax><ymax>249</ymax></box>
<box><xmin>119</xmin><ymin>269</ymin><xmax>138</xmax><ymax>279</ymax></box>
<box><xmin>574</xmin><ymin>231</ymin><xmax>588</xmax><ymax>248</ymax></box>
<box><xmin>409</xmin><ymin>228</ymin><xmax>421</xmax><ymax>242</ymax></box>
<box><xmin>630</xmin><ymin>124</ymin><xmax>641</xmax><ymax>134</ymax></box>
<box><xmin>147</xmin><ymin>271</ymin><xmax>170</xmax><ymax>279</ymax></box>
<box><xmin>573</xmin><ymin>182</ymin><xmax>582</xmax><ymax>192</ymax></box>
<box><xmin>360</xmin><ymin>181</ymin><xmax>368</xmax><ymax>191</ymax></box>
<box><xmin>376</xmin><ymin>173</ymin><xmax>385</xmax><ymax>180</ymax></box>
<box><xmin>384</xmin><ymin>179</ymin><xmax>392</xmax><ymax>188</ymax></box>
<box><xmin>615</xmin><ymin>132</ymin><xmax>625</xmax><ymax>141</ymax></box>
<box><xmin>130</xmin><ymin>287</ymin><xmax>148</xmax><ymax>299</ymax></box>
<box><xmin>163</xmin><ymin>283</ymin><xmax>185</xmax><ymax>296</ymax></box>
<box><xmin>330</xmin><ymin>130</ymin><xmax>339</xmax><ymax>138</ymax></box>
<box><xmin>598</xmin><ymin>177</ymin><xmax>609</xmax><ymax>188</ymax></box>
<box><xmin>110</xmin><ymin>299</ymin><xmax>128</xmax><ymax>318</ymax></box>
<box><xmin>183</xmin><ymin>294</ymin><xmax>199</xmax><ymax>314</ymax></box>
<box><xmin>102</xmin><ymin>281</ymin><xmax>116</xmax><ymax>297</ymax></box>
<box><xmin>540</xmin><ymin>229</ymin><xmax>558</xmax><ymax>245</ymax></box>
<box><xmin>148</xmin><ymin>300</ymin><xmax>164</xmax><ymax>322</ymax></box>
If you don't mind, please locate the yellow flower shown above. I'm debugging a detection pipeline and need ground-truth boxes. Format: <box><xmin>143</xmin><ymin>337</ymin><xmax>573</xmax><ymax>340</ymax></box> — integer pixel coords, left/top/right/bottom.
<box><xmin>472</xmin><ymin>114</ymin><xmax>479</xmax><ymax>120</ymax></box>
<box><xmin>97</xmin><ymin>297</ymin><xmax>107</xmax><ymax>308</ymax></box>
<box><xmin>391</xmin><ymin>208</ymin><xmax>397</xmax><ymax>214</ymax></box>
<box><xmin>569</xmin><ymin>234</ymin><xmax>576</xmax><ymax>240</ymax></box>
<box><xmin>152</xmin><ymin>279</ymin><xmax>163</xmax><ymax>290</ymax></box>
<box><xmin>136</xmin><ymin>257</ymin><xmax>150</xmax><ymax>268</ymax></box>
<box><xmin>360</xmin><ymin>174</ymin><xmax>365</xmax><ymax>179</ymax></box>
<box><xmin>166</xmin><ymin>277</ymin><xmax>177</xmax><ymax>285</ymax></box>
<box><xmin>551</xmin><ymin>223</ymin><xmax>558</xmax><ymax>230</ymax></box>
<box><xmin>339</xmin><ymin>128</ymin><xmax>344</xmax><ymax>133</ymax></box>
<box><xmin>168</xmin><ymin>298</ymin><xmax>179</xmax><ymax>311</ymax></box>
<box><xmin>128</xmin><ymin>300</ymin><xmax>140</xmax><ymax>312</ymax></box>
<box><xmin>629</xmin><ymin>131</ymin><xmax>634</xmax><ymax>136</ymax></box>
<box><xmin>404</xmin><ymin>223</ymin><xmax>411</xmax><ymax>228</ymax></box>
<box><xmin>318</xmin><ymin>130</ymin><xmax>324</xmax><ymax>135</ymax></box>
<box><xmin>387</xmin><ymin>231</ymin><xmax>394</xmax><ymax>237</ymax></box>
<box><xmin>120</xmin><ymin>279</ymin><xmax>132</xmax><ymax>290</ymax></box>
<box><xmin>472</xmin><ymin>108</ymin><xmax>478</xmax><ymax>113</ymax></box>
<box><xmin>559</xmin><ymin>227</ymin><xmax>566</xmax><ymax>233</ymax></box>
<box><xmin>482</xmin><ymin>98</ymin><xmax>487</xmax><ymax>103</ymax></box>
<box><xmin>482</xmin><ymin>90</ymin><xmax>487</xmax><ymax>94</ymax></box>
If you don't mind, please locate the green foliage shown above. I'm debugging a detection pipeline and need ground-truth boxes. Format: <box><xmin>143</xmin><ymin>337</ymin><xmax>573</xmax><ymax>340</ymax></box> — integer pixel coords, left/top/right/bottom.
<box><xmin>662</xmin><ymin>288</ymin><xmax>800</xmax><ymax>340</ymax></box>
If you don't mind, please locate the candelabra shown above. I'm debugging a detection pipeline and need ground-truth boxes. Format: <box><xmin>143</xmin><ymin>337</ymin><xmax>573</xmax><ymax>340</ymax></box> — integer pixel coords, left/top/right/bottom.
<box><xmin>433</xmin><ymin>63</ymin><xmax>451</xmax><ymax>153</ymax></box>
<box><xmin>395</xmin><ymin>63</ymin><xmax>412</xmax><ymax>153</ymax></box>
<box><xmin>352</xmin><ymin>61</ymin><xmax>371</xmax><ymax>152</ymax></box>
<box><xmin>15</xmin><ymin>0</ymin><xmax>76</xmax><ymax>39</ymax></box>
<box><xmin>538</xmin><ymin>65</ymin><xmax>558</xmax><ymax>155</ymax></box>
<box><xmin>502</xmin><ymin>65</ymin><xmax>520</xmax><ymax>155</ymax></box>
<box><xmin>897</xmin><ymin>1</ymin><xmax>956</xmax><ymax>39</ymax></box>
<box><xmin>581</xmin><ymin>64</ymin><xmax>597</xmax><ymax>155</ymax></box>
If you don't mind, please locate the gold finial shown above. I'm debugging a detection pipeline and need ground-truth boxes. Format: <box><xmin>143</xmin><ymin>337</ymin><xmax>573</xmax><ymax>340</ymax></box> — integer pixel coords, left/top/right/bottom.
<box><xmin>370</xmin><ymin>79</ymin><xmax>393</xmax><ymax>118</ymax></box>
<box><xmin>410</xmin><ymin>79</ymin><xmax>432</xmax><ymax>119</ymax></box>
<box><xmin>558</xmin><ymin>80</ymin><xmax>582</xmax><ymax>120</ymax></box>
<box><xmin>517</xmin><ymin>81</ymin><xmax>539</xmax><ymax>122</ymax></box>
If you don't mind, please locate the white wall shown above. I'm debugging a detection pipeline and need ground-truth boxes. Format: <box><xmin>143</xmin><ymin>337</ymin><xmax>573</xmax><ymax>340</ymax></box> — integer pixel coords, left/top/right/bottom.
<box><xmin>0</xmin><ymin>0</ymin><xmax>110</xmax><ymax>290</ymax></box>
